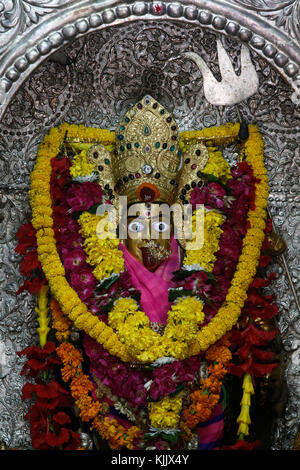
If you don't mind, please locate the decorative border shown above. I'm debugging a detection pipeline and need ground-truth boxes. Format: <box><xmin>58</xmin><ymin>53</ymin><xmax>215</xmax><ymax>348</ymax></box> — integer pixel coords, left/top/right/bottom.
<box><xmin>0</xmin><ymin>0</ymin><xmax>299</xmax><ymax>451</ymax></box>
<box><xmin>0</xmin><ymin>0</ymin><xmax>300</xmax><ymax>119</ymax></box>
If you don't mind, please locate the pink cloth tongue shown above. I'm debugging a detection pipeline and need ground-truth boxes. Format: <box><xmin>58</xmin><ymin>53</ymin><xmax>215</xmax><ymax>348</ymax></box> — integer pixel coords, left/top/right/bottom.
<box><xmin>119</xmin><ymin>237</ymin><xmax>180</xmax><ymax>325</ymax></box>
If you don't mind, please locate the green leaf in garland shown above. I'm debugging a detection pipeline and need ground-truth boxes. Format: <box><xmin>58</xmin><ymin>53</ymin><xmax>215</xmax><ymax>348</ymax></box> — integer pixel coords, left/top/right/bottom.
<box><xmin>96</xmin><ymin>274</ymin><xmax>119</xmax><ymax>291</ymax></box>
<box><xmin>161</xmin><ymin>431</ymin><xmax>181</xmax><ymax>445</ymax></box>
<box><xmin>131</xmin><ymin>291</ymin><xmax>141</xmax><ymax>303</ymax></box>
<box><xmin>100</xmin><ymin>299</ymin><xmax>115</xmax><ymax>314</ymax></box>
<box><xmin>200</xmin><ymin>172</ymin><xmax>228</xmax><ymax>189</ymax></box>
<box><xmin>201</xmin><ymin>172</ymin><xmax>220</xmax><ymax>183</ymax></box>
<box><xmin>171</xmin><ymin>269</ymin><xmax>216</xmax><ymax>282</ymax></box>
<box><xmin>169</xmin><ymin>384</ymin><xmax>185</xmax><ymax>397</ymax></box>
<box><xmin>144</xmin><ymin>430</ymin><xmax>181</xmax><ymax>444</ymax></box>
<box><xmin>168</xmin><ymin>289</ymin><xmax>193</xmax><ymax>301</ymax></box>
<box><xmin>88</xmin><ymin>202</ymin><xmax>100</xmax><ymax>214</ymax></box>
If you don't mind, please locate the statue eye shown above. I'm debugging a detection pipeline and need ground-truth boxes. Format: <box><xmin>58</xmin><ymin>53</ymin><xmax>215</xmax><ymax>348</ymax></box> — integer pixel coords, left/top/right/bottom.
<box><xmin>128</xmin><ymin>221</ymin><xmax>145</xmax><ymax>233</ymax></box>
<box><xmin>152</xmin><ymin>221</ymin><xmax>170</xmax><ymax>233</ymax></box>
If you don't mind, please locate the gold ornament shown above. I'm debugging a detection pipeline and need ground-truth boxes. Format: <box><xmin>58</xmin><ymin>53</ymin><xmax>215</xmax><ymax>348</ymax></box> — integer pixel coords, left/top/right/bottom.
<box><xmin>265</xmin><ymin>228</ymin><xmax>287</xmax><ymax>257</ymax></box>
<box><xmin>113</xmin><ymin>95</ymin><xmax>182</xmax><ymax>206</ymax></box>
<box><xmin>75</xmin><ymin>95</ymin><xmax>210</xmax><ymax>208</ymax></box>
<box><xmin>176</xmin><ymin>142</ymin><xmax>209</xmax><ymax>204</ymax></box>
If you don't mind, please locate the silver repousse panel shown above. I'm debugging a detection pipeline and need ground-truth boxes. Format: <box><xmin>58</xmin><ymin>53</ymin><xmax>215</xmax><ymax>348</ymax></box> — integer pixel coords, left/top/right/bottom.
<box><xmin>0</xmin><ymin>1</ymin><xmax>299</xmax><ymax>450</ymax></box>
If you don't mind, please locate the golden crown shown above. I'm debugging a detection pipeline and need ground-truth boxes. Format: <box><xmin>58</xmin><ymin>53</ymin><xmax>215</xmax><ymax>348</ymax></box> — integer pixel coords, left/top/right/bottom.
<box><xmin>83</xmin><ymin>95</ymin><xmax>210</xmax><ymax>207</ymax></box>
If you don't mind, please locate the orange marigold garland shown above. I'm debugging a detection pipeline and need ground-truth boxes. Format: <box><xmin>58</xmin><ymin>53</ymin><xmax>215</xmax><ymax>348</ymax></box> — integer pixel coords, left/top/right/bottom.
<box><xmin>56</xmin><ymin>342</ymin><xmax>142</xmax><ymax>450</ymax></box>
<box><xmin>91</xmin><ymin>417</ymin><xmax>142</xmax><ymax>450</ymax></box>
<box><xmin>50</xmin><ymin>299</ymin><xmax>72</xmax><ymax>343</ymax></box>
<box><xmin>180</xmin><ymin>334</ymin><xmax>232</xmax><ymax>440</ymax></box>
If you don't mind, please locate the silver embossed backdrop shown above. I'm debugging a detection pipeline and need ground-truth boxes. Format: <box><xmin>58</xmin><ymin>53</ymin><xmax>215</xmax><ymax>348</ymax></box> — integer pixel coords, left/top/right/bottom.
<box><xmin>0</xmin><ymin>1</ymin><xmax>299</xmax><ymax>450</ymax></box>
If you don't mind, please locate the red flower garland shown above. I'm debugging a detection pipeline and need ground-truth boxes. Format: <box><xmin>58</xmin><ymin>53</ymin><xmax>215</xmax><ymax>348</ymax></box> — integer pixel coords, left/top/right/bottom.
<box><xmin>15</xmin><ymin>222</ymin><xmax>46</xmax><ymax>295</ymax></box>
<box><xmin>229</xmin><ymin>220</ymin><xmax>279</xmax><ymax>378</ymax></box>
<box><xmin>17</xmin><ymin>342</ymin><xmax>81</xmax><ymax>450</ymax></box>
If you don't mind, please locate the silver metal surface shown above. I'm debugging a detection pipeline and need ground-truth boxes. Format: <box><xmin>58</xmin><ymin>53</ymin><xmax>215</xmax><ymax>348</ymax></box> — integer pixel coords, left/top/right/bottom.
<box><xmin>0</xmin><ymin>1</ymin><xmax>299</xmax><ymax>116</ymax></box>
<box><xmin>184</xmin><ymin>40</ymin><xmax>259</xmax><ymax>105</ymax></box>
<box><xmin>0</xmin><ymin>0</ymin><xmax>299</xmax><ymax>450</ymax></box>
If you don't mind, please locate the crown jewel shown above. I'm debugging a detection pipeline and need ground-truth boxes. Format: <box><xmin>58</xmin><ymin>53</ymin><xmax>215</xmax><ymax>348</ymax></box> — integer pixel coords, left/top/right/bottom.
<box><xmin>84</xmin><ymin>95</ymin><xmax>210</xmax><ymax>208</ymax></box>
<box><xmin>112</xmin><ymin>95</ymin><xmax>183</xmax><ymax>205</ymax></box>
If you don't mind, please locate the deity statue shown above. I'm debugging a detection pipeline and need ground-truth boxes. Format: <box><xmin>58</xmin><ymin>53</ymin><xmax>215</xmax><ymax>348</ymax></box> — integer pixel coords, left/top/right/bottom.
<box><xmin>16</xmin><ymin>93</ymin><xmax>284</xmax><ymax>451</ymax></box>
<box><xmin>83</xmin><ymin>96</ymin><xmax>211</xmax><ymax>331</ymax></box>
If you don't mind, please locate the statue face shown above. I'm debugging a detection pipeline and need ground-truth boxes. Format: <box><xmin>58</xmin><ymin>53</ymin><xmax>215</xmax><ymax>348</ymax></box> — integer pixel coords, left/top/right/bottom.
<box><xmin>125</xmin><ymin>203</ymin><xmax>173</xmax><ymax>271</ymax></box>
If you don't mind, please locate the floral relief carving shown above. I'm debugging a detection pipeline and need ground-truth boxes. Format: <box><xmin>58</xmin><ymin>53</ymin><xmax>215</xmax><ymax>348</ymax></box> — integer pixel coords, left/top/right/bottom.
<box><xmin>0</xmin><ymin>0</ymin><xmax>70</xmax><ymax>56</ymax></box>
<box><xmin>232</xmin><ymin>0</ymin><xmax>300</xmax><ymax>39</ymax></box>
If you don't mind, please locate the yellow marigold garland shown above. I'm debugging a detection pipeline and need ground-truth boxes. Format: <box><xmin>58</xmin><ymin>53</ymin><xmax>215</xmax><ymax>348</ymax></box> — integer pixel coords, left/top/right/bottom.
<box><xmin>30</xmin><ymin>122</ymin><xmax>269</xmax><ymax>365</ymax></box>
<box><xmin>78</xmin><ymin>212</ymin><xmax>124</xmax><ymax>281</ymax></box>
<box><xmin>30</xmin><ymin>124</ymin><xmax>131</xmax><ymax>362</ymax></box>
<box><xmin>70</xmin><ymin>151</ymin><xmax>95</xmax><ymax>179</ymax></box>
<box><xmin>148</xmin><ymin>393</ymin><xmax>184</xmax><ymax>429</ymax></box>
<box><xmin>183</xmin><ymin>208</ymin><xmax>225</xmax><ymax>271</ymax></box>
<box><xmin>107</xmin><ymin>296</ymin><xmax>205</xmax><ymax>362</ymax></box>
